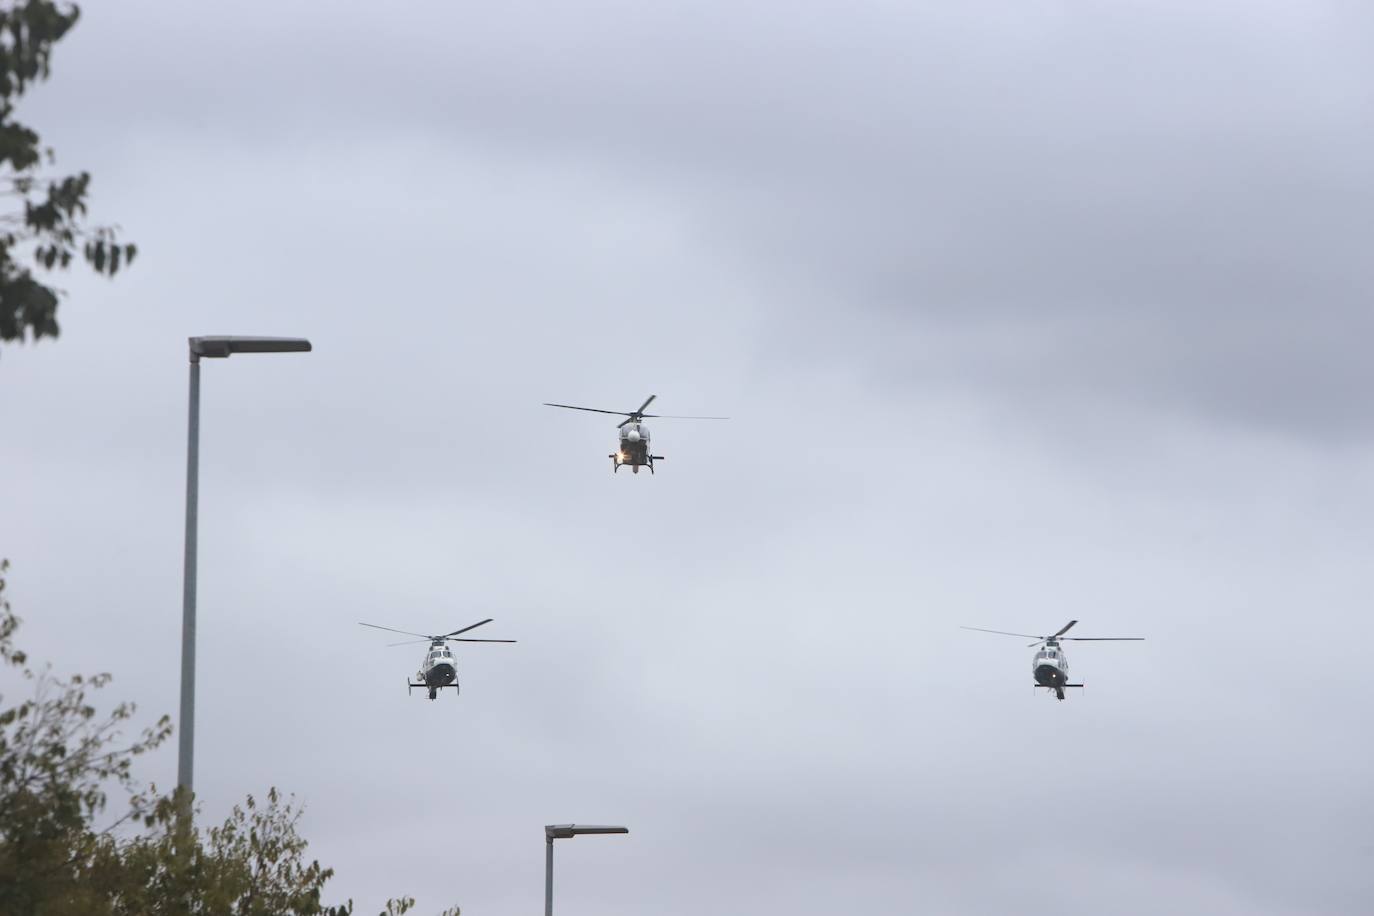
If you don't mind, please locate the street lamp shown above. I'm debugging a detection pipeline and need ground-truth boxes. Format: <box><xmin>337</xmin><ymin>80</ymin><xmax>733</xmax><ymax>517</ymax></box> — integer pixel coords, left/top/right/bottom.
<box><xmin>178</xmin><ymin>336</ymin><xmax>311</xmax><ymax>805</ymax></box>
<box><xmin>544</xmin><ymin>824</ymin><xmax>629</xmax><ymax>916</ymax></box>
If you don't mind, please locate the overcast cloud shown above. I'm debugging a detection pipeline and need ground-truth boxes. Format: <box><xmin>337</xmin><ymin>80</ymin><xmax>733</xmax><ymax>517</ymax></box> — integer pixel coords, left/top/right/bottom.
<box><xmin>3</xmin><ymin>2</ymin><xmax>1373</xmax><ymax>914</ymax></box>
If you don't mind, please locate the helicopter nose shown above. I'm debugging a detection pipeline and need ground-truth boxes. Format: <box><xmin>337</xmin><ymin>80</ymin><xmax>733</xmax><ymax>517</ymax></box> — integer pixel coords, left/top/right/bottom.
<box><xmin>626</xmin><ymin>429</ymin><xmax>641</xmax><ymax>442</ymax></box>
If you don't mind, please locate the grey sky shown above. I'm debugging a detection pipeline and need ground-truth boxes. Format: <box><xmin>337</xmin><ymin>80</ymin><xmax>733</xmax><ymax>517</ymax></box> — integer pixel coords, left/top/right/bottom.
<box><xmin>3</xmin><ymin>1</ymin><xmax>1373</xmax><ymax>913</ymax></box>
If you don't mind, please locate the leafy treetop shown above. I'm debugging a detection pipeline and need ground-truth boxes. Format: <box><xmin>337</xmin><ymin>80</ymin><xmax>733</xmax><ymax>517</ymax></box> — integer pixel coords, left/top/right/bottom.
<box><xmin>0</xmin><ymin>560</ymin><xmax>458</xmax><ymax>916</ymax></box>
<box><xmin>0</xmin><ymin>1</ymin><xmax>136</xmax><ymax>354</ymax></box>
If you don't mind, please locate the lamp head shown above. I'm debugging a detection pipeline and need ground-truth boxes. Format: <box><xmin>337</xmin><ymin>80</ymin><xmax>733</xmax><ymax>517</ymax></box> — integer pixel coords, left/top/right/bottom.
<box><xmin>190</xmin><ymin>336</ymin><xmax>312</xmax><ymax>360</ymax></box>
<box><xmin>545</xmin><ymin>824</ymin><xmax>629</xmax><ymax>840</ymax></box>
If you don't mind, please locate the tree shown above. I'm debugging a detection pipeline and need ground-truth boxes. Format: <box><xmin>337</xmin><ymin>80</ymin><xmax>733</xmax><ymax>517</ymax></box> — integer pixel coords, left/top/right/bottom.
<box><xmin>0</xmin><ymin>560</ymin><xmax>458</xmax><ymax>915</ymax></box>
<box><xmin>1</xmin><ymin>2</ymin><xmax>135</xmax><ymax>354</ymax></box>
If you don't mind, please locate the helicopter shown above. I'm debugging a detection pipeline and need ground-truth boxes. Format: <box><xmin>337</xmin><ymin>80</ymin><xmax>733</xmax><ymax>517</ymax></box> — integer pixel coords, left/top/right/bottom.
<box><xmin>358</xmin><ymin>619</ymin><xmax>515</xmax><ymax>700</ymax></box>
<box><xmin>543</xmin><ymin>394</ymin><xmax>727</xmax><ymax>474</ymax></box>
<box><xmin>961</xmin><ymin>620</ymin><xmax>1143</xmax><ymax>701</ymax></box>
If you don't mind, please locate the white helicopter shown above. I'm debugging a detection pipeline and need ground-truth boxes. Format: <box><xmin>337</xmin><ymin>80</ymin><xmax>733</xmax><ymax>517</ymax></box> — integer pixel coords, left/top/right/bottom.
<box><xmin>961</xmin><ymin>620</ymin><xmax>1143</xmax><ymax>701</ymax></box>
<box><xmin>359</xmin><ymin>619</ymin><xmax>515</xmax><ymax>700</ymax></box>
<box><xmin>543</xmin><ymin>394</ymin><xmax>727</xmax><ymax>474</ymax></box>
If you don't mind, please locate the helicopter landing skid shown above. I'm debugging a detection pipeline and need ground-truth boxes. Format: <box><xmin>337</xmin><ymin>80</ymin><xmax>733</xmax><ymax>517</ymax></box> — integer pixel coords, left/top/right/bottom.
<box><xmin>1038</xmin><ymin>683</ymin><xmax>1084</xmax><ymax>701</ymax></box>
<box><xmin>409</xmin><ymin>681</ymin><xmax>460</xmax><ymax>700</ymax></box>
<box><xmin>610</xmin><ymin>455</ymin><xmax>666</xmax><ymax>474</ymax></box>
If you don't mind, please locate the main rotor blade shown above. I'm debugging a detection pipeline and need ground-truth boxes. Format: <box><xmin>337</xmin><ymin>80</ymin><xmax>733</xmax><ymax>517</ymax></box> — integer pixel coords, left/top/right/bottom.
<box><xmin>1055</xmin><ymin>620</ymin><xmax>1079</xmax><ymax>637</ymax></box>
<box><xmin>449</xmin><ymin>638</ymin><xmax>517</xmax><ymax>643</ymax></box>
<box><xmin>387</xmin><ymin>638</ymin><xmax>433</xmax><ymax>647</ymax></box>
<box><xmin>636</xmin><ymin>394</ymin><xmax>657</xmax><ymax>414</ymax></box>
<box><xmin>639</xmin><ymin>413</ymin><xmax>730</xmax><ymax>420</ymax></box>
<box><xmin>359</xmin><ymin>622</ymin><xmax>433</xmax><ymax>640</ymax></box>
<box><xmin>1061</xmin><ymin>637</ymin><xmax>1145</xmax><ymax>641</ymax></box>
<box><xmin>543</xmin><ymin>402</ymin><xmax>632</xmax><ymax>417</ymax></box>
<box><xmin>960</xmin><ymin>626</ymin><xmax>1042</xmax><ymax>639</ymax></box>
<box><xmin>443</xmin><ymin>618</ymin><xmax>494</xmax><ymax>637</ymax></box>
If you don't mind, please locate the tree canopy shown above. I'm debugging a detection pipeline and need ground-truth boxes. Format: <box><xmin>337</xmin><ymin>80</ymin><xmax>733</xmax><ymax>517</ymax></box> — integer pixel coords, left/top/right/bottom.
<box><xmin>0</xmin><ymin>560</ymin><xmax>458</xmax><ymax>915</ymax></box>
<box><xmin>1</xmin><ymin>2</ymin><xmax>135</xmax><ymax>354</ymax></box>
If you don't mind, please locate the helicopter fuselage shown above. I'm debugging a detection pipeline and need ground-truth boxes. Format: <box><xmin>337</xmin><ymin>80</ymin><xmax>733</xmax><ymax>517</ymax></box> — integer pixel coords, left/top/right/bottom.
<box><xmin>413</xmin><ymin>641</ymin><xmax>458</xmax><ymax>700</ymax></box>
<box><xmin>1032</xmin><ymin>639</ymin><xmax>1080</xmax><ymax>701</ymax></box>
<box><xmin>611</xmin><ymin>422</ymin><xmax>661</xmax><ymax>474</ymax></box>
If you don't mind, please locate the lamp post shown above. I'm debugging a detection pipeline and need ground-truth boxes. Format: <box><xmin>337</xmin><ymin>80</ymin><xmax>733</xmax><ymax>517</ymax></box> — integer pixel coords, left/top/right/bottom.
<box><xmin>178</xmin><ymin>336</ymin><xmax>311</xmax><ymax>805</ymax></box>
<box><xmin>544</xmin><ymin>824</ymin><xmax>629</xmax><ymax>916</ymax></box>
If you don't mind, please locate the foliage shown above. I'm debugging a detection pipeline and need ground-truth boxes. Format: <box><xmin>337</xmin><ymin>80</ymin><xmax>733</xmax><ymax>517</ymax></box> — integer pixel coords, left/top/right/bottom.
<box><xmin>0</xmin><ymin>561</ymin><xmax>458</xmax><ymax>915</ymax></box>
<box><xmin>0</xmin><ymin>2</ymin><xmax>136</xmax><ymax>353</ymax></box>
